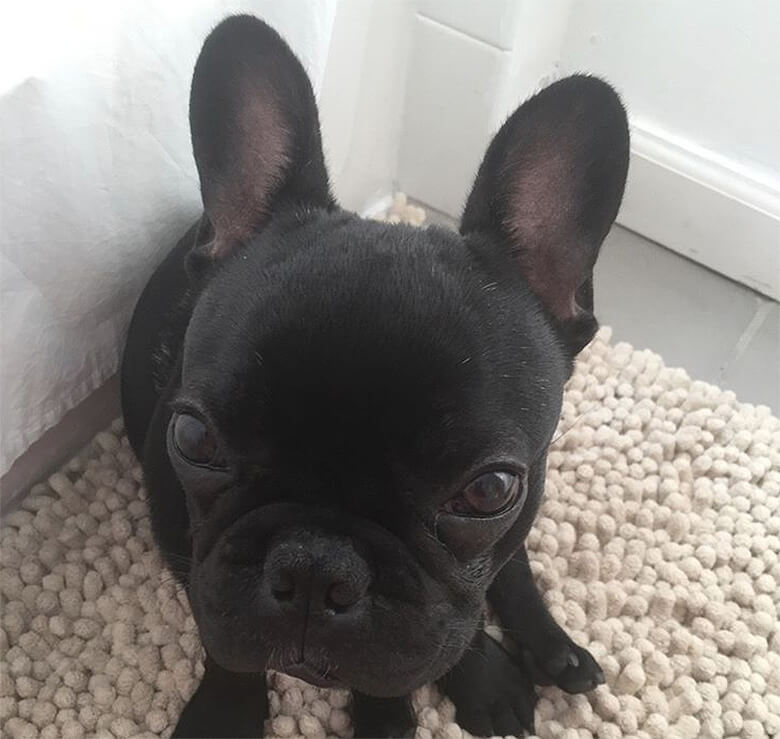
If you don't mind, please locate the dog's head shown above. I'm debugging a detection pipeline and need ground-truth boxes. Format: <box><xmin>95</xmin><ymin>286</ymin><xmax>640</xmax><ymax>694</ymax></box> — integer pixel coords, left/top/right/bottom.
<box><xmin>169</xmin><ymin>15</ymin><xmax>628</xmax><ymax>695</ymax></box>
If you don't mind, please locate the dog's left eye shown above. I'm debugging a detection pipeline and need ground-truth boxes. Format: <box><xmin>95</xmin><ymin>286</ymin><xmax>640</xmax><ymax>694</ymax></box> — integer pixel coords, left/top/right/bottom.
<box><xmin>445</xmin><ymin>470</ymin><xmax>523</xmax><ymax>517</ymax></box>
<box><xmin>172</xmin><ymin>413</ymin><xmax>226</xmax><ymax>468</ymax></box>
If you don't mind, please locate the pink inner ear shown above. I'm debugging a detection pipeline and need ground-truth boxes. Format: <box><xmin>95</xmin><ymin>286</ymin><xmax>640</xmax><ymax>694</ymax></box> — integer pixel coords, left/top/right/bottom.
<box><xmin>504</xmin><ymin>147</ymin><xmax>590</xmax><ymax>321</ymax></box>
<box><xmin>208</xmin><ymin>82</ymin><xmax>290</xmax><ymax>258</ymax></box>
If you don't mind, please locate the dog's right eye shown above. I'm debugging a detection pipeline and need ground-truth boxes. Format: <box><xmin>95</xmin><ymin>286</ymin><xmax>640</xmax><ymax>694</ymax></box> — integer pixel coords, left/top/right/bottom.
<box><xmin>172</xmin><ymin>413</ymin><xmax>226</xmax><ymax>468</ymax></box>
<box><xmin>443</xmin><ymin>469</ymin><xmax>526</xmax><ymax>518</ymax></box>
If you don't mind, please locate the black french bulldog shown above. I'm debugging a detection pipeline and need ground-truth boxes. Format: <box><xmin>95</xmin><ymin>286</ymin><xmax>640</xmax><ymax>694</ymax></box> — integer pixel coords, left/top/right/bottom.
<box><xmin>120</xmin><ymin>15</ymin><xmax>628</xmax><ymax>738</ymax></box>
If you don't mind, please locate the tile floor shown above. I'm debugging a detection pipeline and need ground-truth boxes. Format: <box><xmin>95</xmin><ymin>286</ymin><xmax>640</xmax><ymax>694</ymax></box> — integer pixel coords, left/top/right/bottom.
<box><xmin>596</xmin><ymin>227</ymin><xmax>779</xmax><ymax>412</ymax></box>
<box><xmin>420</xmin><ymin>204</ymin><xmax>779</xmax><ymax>412</ymax></box>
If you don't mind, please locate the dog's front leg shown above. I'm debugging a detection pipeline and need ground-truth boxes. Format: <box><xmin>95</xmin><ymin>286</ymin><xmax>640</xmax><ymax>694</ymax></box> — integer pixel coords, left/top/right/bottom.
<box><xmin>172</xmin><ymin>654</ymin><xmax>268</xmax><ymax>738</ymax></box>
<box><xmin>351</xmin><ymin>692</ymin><xmax>416</xmax><ymax>738</ymax></box>
<box><xmin>439</xmin><ymin>628</ymin><xmax>537</xmax><ymax>737</ymax></box>
<box><xmin>488</xmin><ymin>545</ymin><xmax>604</xmax><ymax>694</ymax></box>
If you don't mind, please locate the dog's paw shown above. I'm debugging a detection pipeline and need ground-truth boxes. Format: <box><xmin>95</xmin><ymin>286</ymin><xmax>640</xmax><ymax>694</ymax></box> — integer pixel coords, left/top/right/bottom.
<box><xmin>521</xmin><ymin>635</ymin><xmax>604</xmax><ymax>694</ymax></box>
<box><xmin>172</xmin><ymin>699</ymin><xmax>263</xmax><ymax>738</ymax></box>
<box><xmin>351</xmin><ymin>693</ymin><xmax>416</xmax><ymax>738</ymax></box>
<box><xmin>171</xmin><ymin>657</ymin><xmax>267</xmax><ymax>738</ymax></box>
<box><xmin>440</xmin><ymin>631</ymin><xmax>537</xmax><ymax>737</ymax></box>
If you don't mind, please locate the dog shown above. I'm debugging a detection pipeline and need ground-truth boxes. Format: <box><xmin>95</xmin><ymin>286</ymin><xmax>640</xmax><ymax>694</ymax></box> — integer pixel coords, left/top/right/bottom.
<box><xmin>120</xmin><ymin>14</ymin><xmax>629</xmax><ymax>738</ymax></box>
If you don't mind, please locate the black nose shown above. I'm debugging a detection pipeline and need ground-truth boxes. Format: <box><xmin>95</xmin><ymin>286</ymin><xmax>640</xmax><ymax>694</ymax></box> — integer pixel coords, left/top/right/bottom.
<box><xmin>268</xmin><ymin>568</ymin><xmax>364</xmax><ymax>611</ymax></box>
<box><xmin>265</xmin><ymin>530</ymin><xmax>370</xmax><ymax>614</ymax></box>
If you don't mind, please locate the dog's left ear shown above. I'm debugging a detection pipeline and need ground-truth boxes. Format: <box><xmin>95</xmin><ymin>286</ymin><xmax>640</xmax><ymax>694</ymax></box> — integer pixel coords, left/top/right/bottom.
<box><xmin>461</xmin><ymin>75</ymin><xmax>629</xmax><ymax>351</ymax></box>
<box><xmin>189</xmin><ymin>15</ymin><xmax>335</xmax><ymax>259</ymax></box>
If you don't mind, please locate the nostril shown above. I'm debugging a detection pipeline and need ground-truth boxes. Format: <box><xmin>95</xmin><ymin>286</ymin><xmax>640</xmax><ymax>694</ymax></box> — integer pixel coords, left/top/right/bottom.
<box><xmin>325</xmin><ymin>581</ymin><xmax>361</xmax><ymax>612</ymax></box>
<box><xmin>270</xmin><ymin>571</ymin><xmax>296</xmax><ymax>602</ymax></box>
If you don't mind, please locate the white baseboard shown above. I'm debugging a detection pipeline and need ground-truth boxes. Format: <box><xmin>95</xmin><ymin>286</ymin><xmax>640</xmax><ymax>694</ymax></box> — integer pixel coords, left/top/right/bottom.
<box><xmin>619</xmin><ymin>122</ymin><xmax>780</xmax><ymax>300</ymax></box>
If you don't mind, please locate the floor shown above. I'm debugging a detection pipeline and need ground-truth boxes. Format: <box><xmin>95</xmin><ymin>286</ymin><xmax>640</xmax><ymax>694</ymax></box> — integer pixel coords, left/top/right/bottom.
<box><xmin>421</xmin><ymin>204</ymin><xmax>779</xmax><ymax>412</ymax></box>
<box><xmin>595</xmin><ymin>227</ymin><xmax>779</xmax><ymax>412</ymax></box>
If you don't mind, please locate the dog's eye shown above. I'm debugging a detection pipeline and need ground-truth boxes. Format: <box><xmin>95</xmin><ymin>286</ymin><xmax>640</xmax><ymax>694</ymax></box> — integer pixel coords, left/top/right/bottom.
<box><xmin>172</xmin><ymin>413</ymin><xmax>225</xmax><ymax>468</ymax></box>
<box><xmin>445</xmin><ymin>470</ymin><xmax>522</xmax><ymax>517</ymax></box>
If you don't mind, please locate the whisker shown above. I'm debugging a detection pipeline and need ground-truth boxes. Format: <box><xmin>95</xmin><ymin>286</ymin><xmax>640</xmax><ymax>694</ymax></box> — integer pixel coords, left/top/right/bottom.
<box><xmin>536</xmin><ymin>403</ymin><xmax>599</xmax><ymax>462</ymax></box>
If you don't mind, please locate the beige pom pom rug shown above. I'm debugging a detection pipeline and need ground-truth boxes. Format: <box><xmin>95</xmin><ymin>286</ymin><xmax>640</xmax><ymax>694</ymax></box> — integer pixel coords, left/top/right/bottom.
<box><xmin>2</xmin><ymin>201</ymin><xmax>779</xmax><ymax>739</ymax></box>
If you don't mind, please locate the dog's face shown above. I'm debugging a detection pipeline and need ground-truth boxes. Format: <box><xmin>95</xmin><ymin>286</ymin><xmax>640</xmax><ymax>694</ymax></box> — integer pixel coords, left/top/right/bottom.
<box><xmin>168</xmin><ymin>16</ymin><xmax>628</xmax><ymax>696</ymax></box>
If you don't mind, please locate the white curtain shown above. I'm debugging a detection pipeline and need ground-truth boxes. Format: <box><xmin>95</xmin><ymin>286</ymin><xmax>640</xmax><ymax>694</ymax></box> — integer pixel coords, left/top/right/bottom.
<box><xmin>0</xmin><ymin>0</ymin><xmax>339</xmax><ymax>474</ymax></box>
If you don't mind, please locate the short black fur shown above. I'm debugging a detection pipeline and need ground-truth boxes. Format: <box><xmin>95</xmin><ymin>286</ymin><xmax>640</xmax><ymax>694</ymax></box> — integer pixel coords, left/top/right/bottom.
<box><xmin>121</xmin><ymin>14</ymin><xmax>628</xmax><ymax>737</ymax></box>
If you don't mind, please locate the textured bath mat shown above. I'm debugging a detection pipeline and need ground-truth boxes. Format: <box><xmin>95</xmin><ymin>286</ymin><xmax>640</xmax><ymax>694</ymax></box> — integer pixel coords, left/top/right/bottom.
<box><xmin>2</xmin><ymin>199</ymin><xmax>779</xmax><ymax>739</ymax></box>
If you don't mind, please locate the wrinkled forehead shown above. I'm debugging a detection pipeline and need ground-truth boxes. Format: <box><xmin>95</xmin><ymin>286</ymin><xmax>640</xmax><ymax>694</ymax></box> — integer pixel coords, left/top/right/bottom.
<box><xmin>180</xmin><ymin>220</ymin><xmax>565</xmax><ymax>461</ymax></box>
<box><xmin>186</xmin><ymin>250</ymin><xmax>478</xmax><ymax>412</ymax></box>
<box><xmin>185</xmin><ymin>220</ymin><xmax>479</xmax><ymax>373</ymax></box>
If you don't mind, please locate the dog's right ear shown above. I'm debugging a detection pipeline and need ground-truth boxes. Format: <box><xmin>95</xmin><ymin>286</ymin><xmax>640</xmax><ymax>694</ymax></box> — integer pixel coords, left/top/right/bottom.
<box><xmin>189</xmin><ymin>15</ymin><xmax>335</xmax><ymax>259</ymax></box>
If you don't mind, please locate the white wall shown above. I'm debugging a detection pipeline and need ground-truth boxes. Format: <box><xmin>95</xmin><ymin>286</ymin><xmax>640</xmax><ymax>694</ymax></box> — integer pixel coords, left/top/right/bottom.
<box><xmin>559</xmin><ymin>1</ymin><xmax>780</xmax><ymax>300</ymax></box>
<box><xmin>560</xmin><ymin>1</ymin><xmax>780</xmax><ymax>184</ymax></box>
<box><xmin>395</xmin><ymin>0</ymin><xmax>780</xmax><ymax>299</ymax></box>
<box><xmin>319</xmin><ymin>0</ymin><xmax>414</xmax><ymax>214</ymax></box>
<box><xmin>396</xmin><ymin>0</ymin><xmax>542</xmax><ymax>221</ymax></box>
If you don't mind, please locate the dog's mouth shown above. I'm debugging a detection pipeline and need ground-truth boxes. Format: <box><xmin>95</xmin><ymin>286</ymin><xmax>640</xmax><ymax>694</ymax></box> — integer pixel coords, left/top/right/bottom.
<box><xmin>278</xmin><ymin>660</ymin><xmax>343</xmax><ymax>689</ymax></box>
